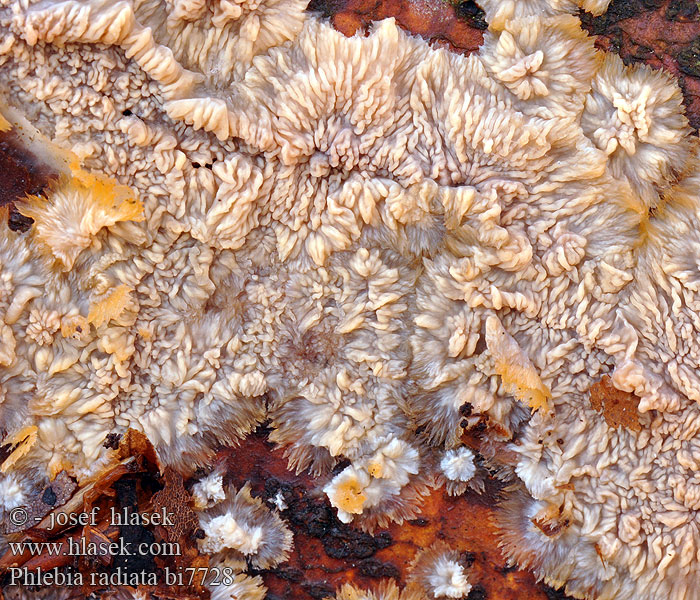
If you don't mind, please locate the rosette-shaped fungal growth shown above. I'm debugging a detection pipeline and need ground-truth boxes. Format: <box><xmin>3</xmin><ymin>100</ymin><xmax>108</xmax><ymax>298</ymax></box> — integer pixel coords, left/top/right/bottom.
<box><xmin>477</xmin><ymin>0</ymin><xmax>611</xmax><ymax>31</ymax></box>
<box><xmin>132</xmin><ymin>0</ymin><xmax>308</xmax><ymax>84</ymax></box>
<box><xmin>481</xmin><ymin>14</ymin><xmax>600</xmax><ymax>116</ymax></box>
<box><xmin>197</xmin><ymin>482</ymin><xmax>293</xmax><ymax>569</ymax></box>
<box><xmin>408</xmin><ymin>542</ymin><xmax>472</xmax><ymax>599</ymax></box>
<box><xmin>493</xmin><ymin>487</ymin><xmax>578</xmax><ymax>591</ymax></box>
<box><xmin>328</xmin><ymin>581</ymin><xmax>423</xmax><ymax>600</ymax></box>
<box><xmin>267</xmin><ymin>246</ymin><xmax>414</xmax><ymax>475</ymax></box>
<box><xmin>16</xmin><ymin>172</ymin><xmax>143</xmax><ymax>271</ymax></box>
<box><xmin>207</xmin><ymin>572</ymin><xmax>267</xmax><ymax>600</ymax></box>
<box><xmin>127</xmin><ymin>308</ymin><xmax>268</xmax><ymax>469</ymax></box>
<box><xmin>0</xmin><ymin>470</ymin><xmax>40</xmax><ymax>526</ymax></box>
<box><xmin>323</xmin><ymin>438</ymin><xmax>432</xmax><ymax>530</ymax></box>
<box><xmin>581</xmin><ymin>53</ymin><xmax>694</xmax><ymax>209</ymax></box>
<box><xmin>191</xmin><ymin>467</ymin><xmax>227</xmax><ymax>509</ymax></box>
<box><xmin>25</xmin><ymin>307</ymin><xmax>61</xmax><ymax>347</ymax></box>
<box><xmin>437</xmin><ymin>446</ymin><xmax>479</xmax><ymax>496</ymax></box>
<box><xmin>409</xmin><ymin>272</ymin><xmax>506</xmax><ymax>448</ymax></box>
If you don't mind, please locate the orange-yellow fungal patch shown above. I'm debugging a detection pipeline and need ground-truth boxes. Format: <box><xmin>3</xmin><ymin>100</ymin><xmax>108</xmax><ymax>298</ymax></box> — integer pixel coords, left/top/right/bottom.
<box><xmin>88</xmin><ymin>284</ymin><xmax>134</xmax><ymax>328</ymax></box>
<box><xmin>1</xmin><ymin>426</ymin><xmax>38</xmax><ymax>473</ymax></box>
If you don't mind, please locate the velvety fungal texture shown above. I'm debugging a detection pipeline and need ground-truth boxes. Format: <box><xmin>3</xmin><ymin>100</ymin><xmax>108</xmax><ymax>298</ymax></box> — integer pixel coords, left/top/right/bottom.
<box><xmin>1</xmin><ymin>0</ymin><xmax>700</xmax><ymax>598</ymax></box>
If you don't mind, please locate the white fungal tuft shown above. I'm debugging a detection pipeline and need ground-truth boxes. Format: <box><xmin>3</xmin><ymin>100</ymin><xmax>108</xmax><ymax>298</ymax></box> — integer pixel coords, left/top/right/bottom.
<box><xmin>197</xmin><ymin>483</ymin><xmax>293</xmax><ymax>568</ymax></box>
<box><xmin>440</xmin><ymin>447</ymin><xmax>476</xmax><ymax>483</ymax></box>
<box><xmin>409</xmin><ymin>542</ymin><xmax>472</xmax><ymax>599</ymax></box>
<box><xmin>1</xmin><ymin>0</ymin><xmax>700</xmax><ymax>597</ymax></box>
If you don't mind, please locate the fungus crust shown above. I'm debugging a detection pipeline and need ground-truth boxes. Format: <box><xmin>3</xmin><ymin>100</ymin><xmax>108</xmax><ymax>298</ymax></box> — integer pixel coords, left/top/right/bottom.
<box><xmin>4</xmin><ymin>0</ymin><xmax>700</xmax><ymax>598</ymax></box>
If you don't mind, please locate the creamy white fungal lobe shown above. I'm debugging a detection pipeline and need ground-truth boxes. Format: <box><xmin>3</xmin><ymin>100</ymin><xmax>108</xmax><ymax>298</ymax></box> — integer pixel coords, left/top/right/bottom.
<box><xmin>426</xmin><ymin>558</ymin><xmax>470</xmax><ymax>599</ymax></box>
<box><xmin>329</xmin><ymin>581</ymin><xmax>423</xmax><ymax>600</ymax></box>
<box><xmin>440</xmin><ymin>448</ymin><xmax>476</xmax><ymax>482</ymax></box>
<box><xmin>197</xmin><ymin>483</ymin><xmax>293</xmax><ymax>568</ymax></box>
<box><xmin>408</xmin><ymin>542</ymin><xmax>472</xmax><ymax>599</ymax></box>
<box><xmin>191</xmin><ymin>467</ymin><xmax>227</xmax><ymax>509</ymax></box>
<box><xmin>0</xmin><ymin>471</ymin><xmax>34</xmax><ymax>519</ymax></box>
<box><xmin>322</xmin><ymin>438</ymin><xmax>430</xmax><ymax>529</ymax></box>
<box><xmin>4</xmin><ymin>0</ymin><xmax>700</xmax><ymax>597</ymax></box>
<box><xmin>437</xmin><ymin>446</ymin><xmax>480</xmax><ymax>496</ymax></box>
<box><xmin>207</xmin><ymin>572</ymin><xmax>267</xmax><ymax>600</ymax></box>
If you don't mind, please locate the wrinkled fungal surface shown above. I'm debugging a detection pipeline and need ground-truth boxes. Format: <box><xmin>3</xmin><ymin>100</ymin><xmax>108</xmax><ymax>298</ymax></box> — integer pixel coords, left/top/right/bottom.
<box><xmin>1</xmin><ymin>0</ymin><xmax>700</xmax><ymax>598</ymax></box>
